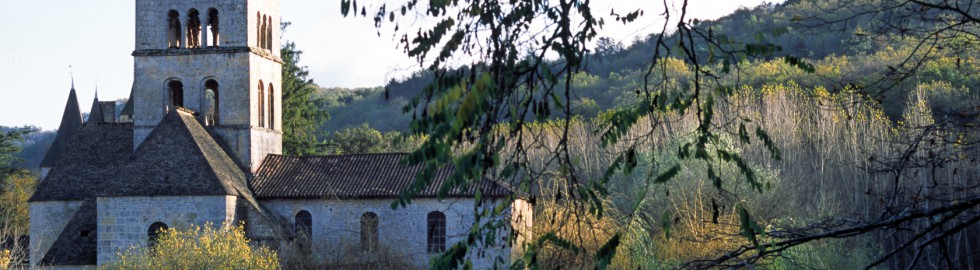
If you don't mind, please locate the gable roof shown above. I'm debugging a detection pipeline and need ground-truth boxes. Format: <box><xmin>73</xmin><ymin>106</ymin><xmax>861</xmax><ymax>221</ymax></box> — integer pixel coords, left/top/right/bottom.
<box><xmin>99</xmin><ymin>109</ymin><xmax>250</xmax><ymax>197</ymax></box>
<box><xmin>40</xmin><ymin>88</ymin><xmax>84</xmax><ymax>168</ymax></box>
<box><xmin>39</xmin><ymin>199</ymin><xmax>97</xmax><ymax>266</ymax></box>
<box><xmin>251</xmin><ymin>153</ymin><xmax>512</xmax><ymax>199</ymax></box>
<box><xmin>30</xmin><ymin>123</ymin><xmax>133</xmax><ymax>202</ymax></box>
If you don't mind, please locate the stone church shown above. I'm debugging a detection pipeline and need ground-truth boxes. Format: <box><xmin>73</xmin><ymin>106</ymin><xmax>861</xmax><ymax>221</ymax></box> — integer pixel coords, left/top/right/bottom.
<box><xmin>29</xmin><ymin>0</ymin><xmax>531</xmax><ymax>269</ymax></box>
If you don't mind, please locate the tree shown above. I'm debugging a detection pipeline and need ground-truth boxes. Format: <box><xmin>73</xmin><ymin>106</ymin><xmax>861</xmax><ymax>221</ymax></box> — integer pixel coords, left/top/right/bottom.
<box><xmin>326</xmin><ymin>123</ymin><xmax>384</xmax><ymax>154</ymax></box>
<box><xmin>281</xmin><ymin>27</ymin><xmax>330</xmax><ymax>155</ymax></box>
<box><xmin>101</xmin><ymin>224</ymin><xmax>279</xmax><ymax>270</ymax></box>
<box><xmin>343</xmin><ymin>0</ymin><xmax>978</xmax><ymax>269</ymax></box>
<box><xmin>340</xmin><ymin>0</ymin><xmax>792</xmax><ymax>268</ymax></box>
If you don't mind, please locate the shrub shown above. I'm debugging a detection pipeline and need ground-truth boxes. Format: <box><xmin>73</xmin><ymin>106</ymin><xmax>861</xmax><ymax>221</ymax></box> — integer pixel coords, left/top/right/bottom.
<box><xmin>100</xmin><ymin>223</ymin><xmax>279</xmax><ymax>270</ymax></box>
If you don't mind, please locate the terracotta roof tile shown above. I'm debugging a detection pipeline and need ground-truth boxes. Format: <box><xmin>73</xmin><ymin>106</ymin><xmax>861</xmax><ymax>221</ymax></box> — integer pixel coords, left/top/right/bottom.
<box><xmin>251</xmin><ymin>153</ymin><xmax>511</xmax><ymax>199</ymax></box>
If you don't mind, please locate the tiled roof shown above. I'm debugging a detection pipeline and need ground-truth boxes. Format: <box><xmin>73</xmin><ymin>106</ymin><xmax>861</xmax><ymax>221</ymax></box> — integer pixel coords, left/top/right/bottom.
<box><xmin>29</xmin><ymin>123</ymin><xmax>133</xmax><ymax>202</ymax></box>
<box><xmin>251</xmin><ymin>153</ymin><xmax>512</xmax><ymax>199</ymax></box>
<box><xmin>99</xmin><ymin>109</ymin><xmax>250</xmax><ymax>197</ymax></box>
<box><xmin>40</xmin><ymin>199</ymin><xmax>97</xmax><ymax>266</ymax></box>
<box><xmin>40</xmin><ymin>88</ymin><xmax>84</xmax><ymax>168</ymax></box>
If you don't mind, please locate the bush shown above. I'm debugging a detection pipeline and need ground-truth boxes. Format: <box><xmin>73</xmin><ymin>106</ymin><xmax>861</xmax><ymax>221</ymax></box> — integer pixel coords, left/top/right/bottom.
<box><xmin>100</xmin><ymin>223</ymin><xmax>279</xmax><ymax>270</ymax></box>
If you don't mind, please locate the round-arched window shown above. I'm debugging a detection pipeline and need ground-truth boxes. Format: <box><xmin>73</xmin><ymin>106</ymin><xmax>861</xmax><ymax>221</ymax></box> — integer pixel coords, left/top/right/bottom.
<box><xmin>147</xmin><ymin>222</ymin><xmax>169</xmax><ymax>247</ymax></box>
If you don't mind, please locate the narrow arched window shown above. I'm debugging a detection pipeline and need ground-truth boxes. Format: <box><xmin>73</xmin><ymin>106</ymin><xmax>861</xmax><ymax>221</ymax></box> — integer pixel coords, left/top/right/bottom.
<box><xmin>204</xmin><ymin>79</ymin><xmax>219</xmax><ymax>126</ymax></box>
<box><xmin>295</xmin><ymin>210</ymin><xmax>312</xmax><ymax>238</ymax></box>
<box><xmin>167</xmin><ymin>10</ymin><xmax>182</xmax><ymax>48</ymax></box>
<box><xmin>147</xmin><ymin>222</ymin><xmax>169</xmax><ymax>247</ymax></box>
<box><xmin>361</xmin><ymin>212</ymin><xmax>378</xmax><ymax>252</ymax></box>
<box><xmin>256</xmin><ymin>12</ymin><xmax>263</xmax><ymax>48</ymax></box>
<box><xmin>268</xmin><ymin>83</ymin><xmax>275</xmax><ymax>129</ymax></box>
<box><xmin>168</xmin><ymin>80</ymin><xmax>184</xmax><ymax>108</ymax></box>
<box><xmin>265</xmin><ymin>16</ymin><xmax>273</xmax><ymax>50</ymax></box>
<box><xmin>427</xmin><ymin>211</ymin><xmax>446</xmax><ymax>253</ymax></box>
<box><xmin>262</xmin><ymin>16</ymin><xmax>270</xmax><ymax>50</ymax></box>
<box><xmin>258</xmin><ymin>81</ymin><xmax>265</xmax><ymax>128</ymax></box>
<box><xmin>186</xmin><ymin>9</ymin><xmax>202</xmax><ymax>48</ymax></box>
<box><xmin>207</xmin><ymin>8</ymin><xmax>219</xmax><ymax>46</ymax></box>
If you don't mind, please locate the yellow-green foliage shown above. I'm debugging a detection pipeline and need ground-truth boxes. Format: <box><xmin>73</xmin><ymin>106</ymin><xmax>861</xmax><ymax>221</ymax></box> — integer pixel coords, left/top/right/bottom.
<box><xmin>100</xmin><ymin>224</ymin><xmax>279</xmax><ymax>270</ymax></box>
<box><xmin>0</xmin><ymin>173</ymin><xmax>35</xmax><ymax>235</ymax></box>
<box><xmin>0</xmin><ymin>249</ymin><xmax>11</xmax><ymax>270</ymax></box>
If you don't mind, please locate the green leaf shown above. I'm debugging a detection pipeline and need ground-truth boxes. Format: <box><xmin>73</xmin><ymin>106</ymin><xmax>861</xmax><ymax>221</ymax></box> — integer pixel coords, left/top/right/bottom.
<box><xmin>594</xmin><ymin>233</ymin><xmax>621</xmax><ymax>270</ymax></box>
<box><xmin>756</xmin><ymin>127</ymin><xmax>782</xmax><ymax>160</ymax></box>
<box><xmin>737</xmin><ymin>204</ymin><xmax>765</xmax><ymax>253</ymax></box>
<box><xmin>653</xmin><ymin>164</ymin><xmax>681</xmax><ymax>184</ymax></box>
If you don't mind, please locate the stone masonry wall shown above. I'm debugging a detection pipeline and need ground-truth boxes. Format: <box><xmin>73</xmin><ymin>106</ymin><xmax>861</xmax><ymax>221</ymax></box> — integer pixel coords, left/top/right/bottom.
<box><xmin>133</xmin><ymin>52</ymin><xmax>250</xmax><ymax>145</ymax></box>
<box><xmin>96</xmin><ymin>196</ymin><xmax>237</xmax><ymax>265</ymax></box>
<box><xmin>29</xmin><ymin>201</ymin><xmax>82</xmax><ymax>268</ymax></box>
<box><xmin>135</xmin><ymin>0</ymin><xmax>250</xmax><ymax>50</ymax></box>
<box><xmin>256</xmin><ymin>198</ymin><xmax>511</xmax><ymax>269</ymax></box>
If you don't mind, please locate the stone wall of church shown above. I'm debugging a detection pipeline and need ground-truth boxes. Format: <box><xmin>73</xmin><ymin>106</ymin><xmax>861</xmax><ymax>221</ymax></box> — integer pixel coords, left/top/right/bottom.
<box><xmin>29</xmin><ymin>201</ymin><xmax>83</xmax><ymax>268</ymax></box>
<box><xmin>96</xmin><ymin>196</ymin><xmax>238</xmax><ymax>264</ymax></box>
<box><xmin>254</xmin><ymin>198</ymin><xmax>513</xmax><ymax>269</ymax></box>
<box><xmin>135</xmin><ymin>0</ymin><xmax>252</xmax><ymax>50</ymax></box>
<box><xmin>133</xmin><ymin>52</ymin><xmax>251</xmax><ymax>146</ymax></box>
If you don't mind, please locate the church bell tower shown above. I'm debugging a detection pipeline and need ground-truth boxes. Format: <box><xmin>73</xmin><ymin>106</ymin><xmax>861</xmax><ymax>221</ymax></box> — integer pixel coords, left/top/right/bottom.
<box><xmin>132</xmin><ymin>0</ymin><xmax>282</xmax><ymax>173</ymax></box>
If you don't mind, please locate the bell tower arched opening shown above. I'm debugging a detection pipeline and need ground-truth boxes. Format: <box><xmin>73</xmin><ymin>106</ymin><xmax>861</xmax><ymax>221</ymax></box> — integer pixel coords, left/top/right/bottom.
<box><xmin>186</xmin><ymin>9</ymin><xmax>202</xmax><ymax>48</ymax></box>
<box><xmin>167</xmin><ymin>10</ymin><xmax>181</xmax><ymax>48</ymax></box>
<box><xmin>167</xmin><ymin>80</ymin><xmax>184</xmax><ymax>109</ymax></box>
<box><xmin>207</xmin><ymin>8</ymin><xmax>219</xmax><ymax>46</ymax></box>
<box><xmin>204</xmin><ymin>79</ymin><xmax>219</xmax><ymax>126</ymax></box>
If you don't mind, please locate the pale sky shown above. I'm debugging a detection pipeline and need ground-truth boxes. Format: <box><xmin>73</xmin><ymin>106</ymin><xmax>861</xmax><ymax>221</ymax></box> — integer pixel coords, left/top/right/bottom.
<box><xmin>0</xmin><ymin>1</ymin><xmax>776</xmax><ymax>130</ymax></box>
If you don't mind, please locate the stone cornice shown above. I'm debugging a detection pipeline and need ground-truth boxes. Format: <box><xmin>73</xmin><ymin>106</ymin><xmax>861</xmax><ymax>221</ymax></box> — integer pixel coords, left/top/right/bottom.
<box><xmin>132</xmin><ymin>46</ymin><xmax>283</xmax><ymax>63</ymax></box>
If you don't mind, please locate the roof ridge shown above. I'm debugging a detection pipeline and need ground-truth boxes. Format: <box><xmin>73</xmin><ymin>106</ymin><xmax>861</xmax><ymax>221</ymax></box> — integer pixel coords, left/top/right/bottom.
<box><xmin>269</xmin><ymin>152</ymin><xmax>412</xmax><ymax>159</ymax></box>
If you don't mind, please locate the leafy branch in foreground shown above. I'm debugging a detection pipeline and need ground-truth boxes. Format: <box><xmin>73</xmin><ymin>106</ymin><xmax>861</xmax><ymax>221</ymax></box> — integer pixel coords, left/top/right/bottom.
<box><xmin>342</xmin><ymin>0</ymin><xmax>978</xmax><ymax>269</ymax></box>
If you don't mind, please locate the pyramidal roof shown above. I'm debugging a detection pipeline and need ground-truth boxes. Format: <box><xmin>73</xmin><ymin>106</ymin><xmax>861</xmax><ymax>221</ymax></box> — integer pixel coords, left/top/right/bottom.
<box><xmin>40</xmin><ymin>86</ymin><xmax>84</xmax><ymax>168</ymax></box>
<box><xmin>29</xmin><ymin>123</ymin><xmax>133</xmax><ymax>202</ymax></box>
<box><xmin>39</xmin><ymin>198</ymin><xmax>97</xmax><ymax>266</ymax></box>
<box><xmin>119</xmin><ymin>83</ymin><xmax>134</xmax><ymax>117</ymax></box>
<box><xmin>100</xmin><ymin>109</ymin><xmax>251</xmax><ymax>197</ymax></box>
<box><xmin>88</xmin><ymin>93</ymin><xmax>104</xmax><ymax>124</ymax></box>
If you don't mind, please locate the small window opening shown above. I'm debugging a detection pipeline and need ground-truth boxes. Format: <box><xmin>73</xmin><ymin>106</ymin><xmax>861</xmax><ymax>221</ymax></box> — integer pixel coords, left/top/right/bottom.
<box><xmin>148</xmin><ymin>222</ymin><xmax>169</xmax><ymax>247</ymax></box>
<box><xmin>361</xmin><ymin>212</ymin><xmax>378</xmax><ymax>252</ymax></box>
<box><xmin>207</xmin><ymin>8</ymin><xmax>219</xmax><ymax>46</ymax></box>
<box><xmin>295</xmin><ymin>210</ymin><xmax>312</xmax><ymax>238</ymax></box>
<box><xmin>427</xmin><ymin>211</ymin><xmax>446</xmax><ymax>253</ymax></box>
<box><xmin>268</xmin><ymin>84</ymin><xmax>275</xmax><ymax>129</ymax></box>
<box><xmin>80</xmin><ymin>230</ymin><xmax>91</xmax><ymax>238</ymax></box>
<box><xmin>258</xmin><ymin>81</ymin><xmax>265</xmax><ymax>128</ymax></box>
<box><xmin>186</xmin><ymin>9</ymin><xmax>202</xmax><ymax>48</ymax></box>
<box><xmin>204</xmin><ymin>79</ymin><xmax>219</xmax><ymax>126</ymax></box>
<box><xmin>167</xmin><ymin>10</ymin><xmax>182</xmax><ymax>48</ymax></box>
<box><xmin>168</xmin><ymin>80</ymin><xmax>184</xmax><ymax>109</ymax></box>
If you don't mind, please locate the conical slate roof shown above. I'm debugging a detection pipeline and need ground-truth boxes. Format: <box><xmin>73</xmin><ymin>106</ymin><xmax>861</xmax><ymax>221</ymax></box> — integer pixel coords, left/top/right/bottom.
<box><xmin>119</xmin><ymin>84</ymin><xmax>134</xmax><ymax>118</ymax></box>
<box><xmin>100</xmin><ymin>109</ymin><xmax>251</xmax><ymax>197</ymax></box>
<box><xmin>40</xmin><ymin>87</ymin><xmax>84</xmax><ymax>168</ymax></box>
<box><xmin>88</xmin><ymin>93</ymin><xmax>104</xmax><ymax>124</ymax></box>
